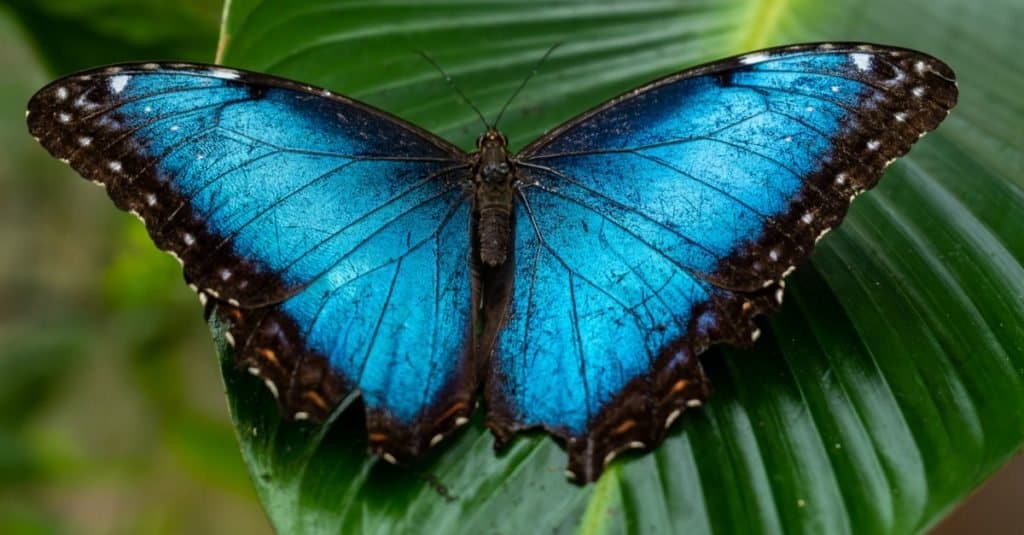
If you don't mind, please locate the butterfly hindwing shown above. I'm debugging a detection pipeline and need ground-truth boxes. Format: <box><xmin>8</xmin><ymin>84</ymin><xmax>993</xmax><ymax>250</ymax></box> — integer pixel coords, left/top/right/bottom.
<box><xmin>27</xmin><ymin>64</ymin><xmax>477</xmax><ymax>459</ymax></box>
<box><xmin>486</xmin><ymin>44</ymin><xmax>957</xmax><ymax>481</ymax></box>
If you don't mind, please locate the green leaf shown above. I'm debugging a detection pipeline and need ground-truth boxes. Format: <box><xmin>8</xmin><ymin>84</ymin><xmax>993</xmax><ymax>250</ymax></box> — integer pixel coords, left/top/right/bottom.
<box><xmin>211</xmin><ymin>0</ymin><xmax>1021</xmax><ymax>532</ymax></box>
<box><xmin>5</xmin><ymin>0</ymin><xmax>221</xmax><ymax>74</ymax></box>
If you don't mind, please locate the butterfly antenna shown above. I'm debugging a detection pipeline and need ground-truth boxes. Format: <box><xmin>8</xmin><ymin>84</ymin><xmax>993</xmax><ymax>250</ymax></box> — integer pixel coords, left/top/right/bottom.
<box><xmin>493</xmin><ymin>42</ymin><xmax>562</xmax><ymax>129</ymax></box>
<box><xmin>417</xmin><ymin>50</ymin><xmax>491</xmax><ymax>130</ymax></box>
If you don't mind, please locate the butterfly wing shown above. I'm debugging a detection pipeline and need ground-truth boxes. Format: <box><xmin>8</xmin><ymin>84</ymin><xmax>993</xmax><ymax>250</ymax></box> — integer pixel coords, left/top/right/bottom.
<box><xmin>486</xmin><ymin>44</ymin><xmax>958</xmax><ymax>481</ymax></box>
<box><xmin>27</xmin><ymin>64</ymin><xmax>477</xmax><ymax>459</ymax></box>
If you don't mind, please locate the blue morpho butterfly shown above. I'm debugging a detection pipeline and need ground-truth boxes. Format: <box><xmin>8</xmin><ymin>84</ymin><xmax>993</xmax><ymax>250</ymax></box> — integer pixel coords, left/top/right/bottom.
<box><xmin>27</xmin><ymin>43</ymin><xmax>957</xmax><ymax>482</ymax></box>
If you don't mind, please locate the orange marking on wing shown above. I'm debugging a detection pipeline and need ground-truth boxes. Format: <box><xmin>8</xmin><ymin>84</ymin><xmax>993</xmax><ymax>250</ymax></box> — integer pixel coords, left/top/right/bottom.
<box><xmin>259</xmin><ymin>348</ymin><xmax>280</xmax><ymax>366</ymax></box>
<box><xmin>303</xmin><ymin>390</ymin><xmax>328</xmax><ymax>411</ymax></box>
<box><xmin>436</xmin><ymin>401</ymin><xmax>469</xmax><ymax>423</ymax></box>
<box><xmin>612</xmin><ymin>419</ymin><xmax>636</xmax><ymax>435</ymax></box>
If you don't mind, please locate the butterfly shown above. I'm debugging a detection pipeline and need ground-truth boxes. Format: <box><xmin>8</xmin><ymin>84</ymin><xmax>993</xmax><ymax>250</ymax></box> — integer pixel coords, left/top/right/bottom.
<box><xmin>27</xmin><ymin>43</ymin><xmax>957</xmax><ymax>482</ymax></box>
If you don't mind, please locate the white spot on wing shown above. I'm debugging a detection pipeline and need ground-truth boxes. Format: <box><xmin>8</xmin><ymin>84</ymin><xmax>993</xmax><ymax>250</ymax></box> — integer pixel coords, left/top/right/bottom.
<box><xmin>108</xmin><ymin>161</ymin><xmax>122</xmax><ymax>172</ymax></box>
<box><xmin>912</xmin><ymin>86</ymin><xmax>925</xmax><ymax>97</ymax></box>
<box><xmin>867</xmin><ymin>139</ymin><xmax>881</xmax><ymax>151</ymax></box>
<box><xmin>850</xmin><ymin>53</ymin><xmax>872</xmax><ymax>71</ymax></box>
<box><xmin>58</xmin><ymin>112</ymin><xmax>71</xmax><ymax>123</ymax></box>
<box><xmin>740</xmin><ymin>52</ymin><xmax>770</xmax><ymax>65</ymax></box>
<box><xmin>664</xmin><ymin>409</ymin><xmax>682</xmax><ymax>429</ymax></box>
<box><xmin>74</xmin><ymin>95</ymin><xmax>96</xmax><ymax>110</ymax></box>
<box><xmin>886</xmin><ymin>70</ymin><xmax>906</xmax><ymax>85</ymax></box>
<box><xmin>751</xmin><ymin>328</ymin><xmax>762</xmax><ymax>342</ymax></box>
<box><xmin>109</xmin><ymin>74</ymin><xmax>130</xmax><ymax>93</ymax></box>
<box><xmin>894</xmin><ymin>112</ymin><xmax>907</xmax><ymax>122</ymax></box>
<box><xmin>78</xmin><ymin>136</ymin><xmax>92</xmax><ymax>147</ymax></box>
<box><xmin>55</xmin><ymin>87</ymin><xmax>68</xmax><ymax>100</ymax></box>
<box><xmin>264</xmin><ymin>379</ymin><xmax>279</xmax><ymax>399</ymax></box>
<box><xmin>685</xmin><ymin>399</ymin><xmax>703</xmax><ymax>408</ymax></box>
<box><xmin>209</xmin><ymin>68</ymin><xmax>240</xmax><ymax>80</ymax></box>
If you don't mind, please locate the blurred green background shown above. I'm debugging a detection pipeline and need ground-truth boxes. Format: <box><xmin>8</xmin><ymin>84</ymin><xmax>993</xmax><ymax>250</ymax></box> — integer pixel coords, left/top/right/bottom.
<box><xmin>0</xmin><ymin>2</ymin><xmax>272</xmax><ymax>533</ymax></box>
<box><xmin>1</xmin><ymin>0</ymin><xmax>1021</xmax><ymax>533</ymax></box>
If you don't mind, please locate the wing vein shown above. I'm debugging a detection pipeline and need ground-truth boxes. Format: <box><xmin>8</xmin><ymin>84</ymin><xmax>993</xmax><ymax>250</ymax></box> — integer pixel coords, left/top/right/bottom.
<box><xmin>518</xmin><ymin>162</ymin><xmax>720</xmax><ymax>260</ymax></box>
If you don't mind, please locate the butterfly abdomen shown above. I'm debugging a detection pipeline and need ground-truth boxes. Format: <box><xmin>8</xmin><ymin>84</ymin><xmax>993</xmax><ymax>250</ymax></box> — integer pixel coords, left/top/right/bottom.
<box><xmin>479</xmin><ymin>204</ymin><xmax>512</xmax><ymax>266</ymax></box>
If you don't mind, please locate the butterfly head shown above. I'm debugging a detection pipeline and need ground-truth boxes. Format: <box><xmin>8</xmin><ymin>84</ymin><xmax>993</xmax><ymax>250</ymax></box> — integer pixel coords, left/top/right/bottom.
<box><xmin>475</xmin><ymin>129</ymin><xmax>508</xmax><ymax>150</ymax></box>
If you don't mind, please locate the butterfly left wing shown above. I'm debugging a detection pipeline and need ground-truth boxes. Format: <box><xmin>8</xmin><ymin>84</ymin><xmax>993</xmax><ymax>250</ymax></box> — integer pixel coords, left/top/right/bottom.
<box><xmin>27</xmin><ymin>64</ymin><xmax>478</xmax><ymax>460</ymax></box>
<box><xmin>485</xmin><ymin>44</ymin><xmax>957</xmax><ymax>481</ymax></box>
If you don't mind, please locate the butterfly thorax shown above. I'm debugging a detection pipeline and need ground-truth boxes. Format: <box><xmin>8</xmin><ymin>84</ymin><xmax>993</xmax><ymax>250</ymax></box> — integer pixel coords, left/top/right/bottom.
<box><xmin>473</xmin><ymin>130</ymin><xmax>515</xmax><ymax>267</ymax></box>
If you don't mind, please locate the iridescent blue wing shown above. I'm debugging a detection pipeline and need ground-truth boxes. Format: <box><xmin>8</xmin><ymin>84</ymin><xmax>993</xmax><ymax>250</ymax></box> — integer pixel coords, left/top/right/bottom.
<box><xmin>27</xmin><ymin>63</ymin><xmax>476</xmax><ymax>459</ymax></box>
<box><xmin>486</xmin><ymin>44</ymin><xmax>958</xmax><ymax>481</ymax></box>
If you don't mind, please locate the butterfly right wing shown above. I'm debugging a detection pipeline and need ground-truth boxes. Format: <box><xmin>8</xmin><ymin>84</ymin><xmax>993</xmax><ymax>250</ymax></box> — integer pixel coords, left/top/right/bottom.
<box><xmin>27</xmin><ymin>63</ymin><xmax>477</xmax><ymax>459</ymax></box>
<box><xmin>486</xmin><ymin>44</ymin><xmax>957</xmax><ymax>481</ymax></box>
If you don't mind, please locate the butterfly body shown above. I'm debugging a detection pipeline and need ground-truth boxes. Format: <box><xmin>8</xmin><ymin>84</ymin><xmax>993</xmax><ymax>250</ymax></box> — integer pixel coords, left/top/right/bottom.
<box><xmin>471</xmin><ymin>130</ymin><xmax>516</xmax><ymax>267</ymax></box>
<box><xmin>27</xmin><ymin>44</ymin><xmax>957</xmax><ymax>482</ymax></box>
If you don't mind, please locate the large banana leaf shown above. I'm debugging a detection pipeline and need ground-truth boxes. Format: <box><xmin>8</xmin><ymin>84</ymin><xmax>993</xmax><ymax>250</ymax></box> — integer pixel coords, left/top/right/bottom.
<box><xmin>213</xmin><ymin>0</ymin><xmax>1024</xmax><ymax>533</ymax></box>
